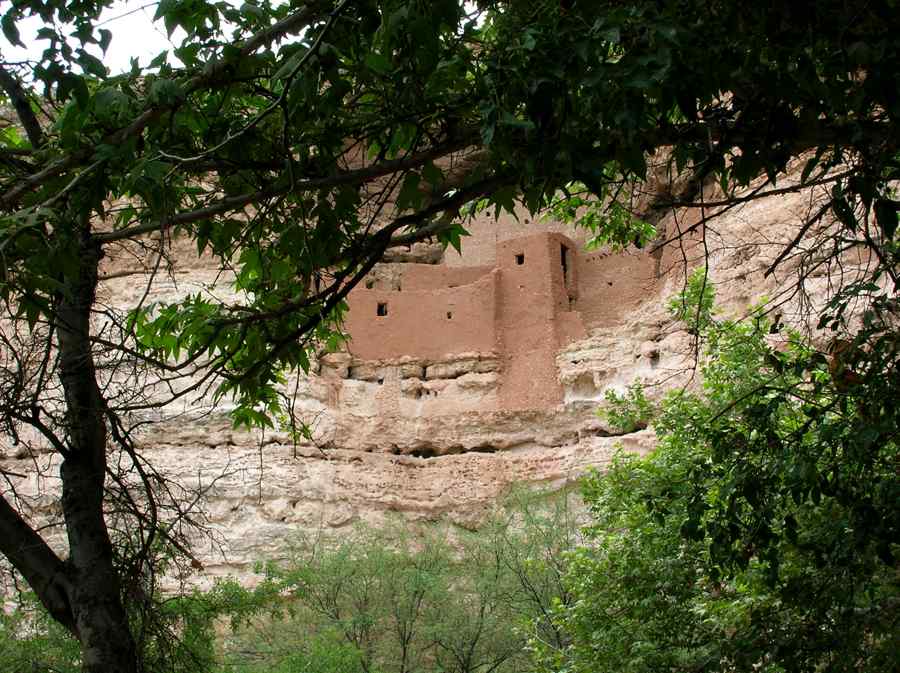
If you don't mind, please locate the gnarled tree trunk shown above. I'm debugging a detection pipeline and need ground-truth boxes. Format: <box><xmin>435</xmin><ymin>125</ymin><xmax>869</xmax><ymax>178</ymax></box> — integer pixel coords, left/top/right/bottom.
<box><xmin>54</xmin><ymin>230</ymin><xmax>138</xmax><ymax>673</ymax></box>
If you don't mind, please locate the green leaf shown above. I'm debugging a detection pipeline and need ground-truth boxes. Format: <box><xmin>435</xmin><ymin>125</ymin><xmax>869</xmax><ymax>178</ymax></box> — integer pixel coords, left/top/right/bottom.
<box><xmin>849</xmin><ymin>174</ymin><xmax>874</xmax><ymax>208</ymax></box>
<box><xmin>499</xmin><ymin>111</ymin><xmax>535</xmax><ymax>130</ymax></box>
<box><xmin>521</xmin><ymin>30</ymin><xmax>536</xmax><ymax>51</ymax></box>
<box><xmin>98</xmin><ymin>28</ymin><xmax>112</xmax><ymax>54</ymax></box>
<box><xmin>800</xmin><ymin>152</ymin><xmax>821</xmax><ymax>184</ymax></box>
<box><xmin>365</xmin><ymin>52</ymin><xmax>392</xmax><ymax>75</ymax></box>
<box><xmin>492</xmin><ymin>186</ymin><xmax>517</xmax><ymax>218</ymax></box>
<box><xmin>273</xmin><ymin>50</ymin><xmax>305</xmax><ymax>81</ymax></box>
<box><xmin>422</xmin><ymin>162</ymin><xmax>443</xmax><ymax>189</ymax></box>
<box><xmin>240</xmin><ymin>2</ymin><xmax>266</xmax><ymax>20</ymax></box>
<box><xmin>148</xmin><ymin>78</ymin><xmax>184</xmax><ymax>106</ymax></box>
<box><xmin>57</xmin><ymin>73</ymin><xmax>90</xmax><ymax>109</ymax></box>
<box><xmin>481</xmin><ymin>122</ymin><xmax>495</xmax><ymax>146</ymax></box>
<box><xmin>437</xmin><ymin>222</ymin><xmax>469</xmax><ymax>254</ymax></box>
<box><xmin>618</xmin><ymin>144</ymin><xmax>647</xmax><ymax>179</ymax></box>
<box><xmin>831</xmin><ymin>193</ymin><xmax>857</xmax><ymax>231</ymax></box>
<box><xmin>396</xmin><ymin>171</ymin><xmax>422</xmax><ymax>212</ymax></box>
<box><xmin>148</xmin><ymin>50</ymin><xmax>169</xmax><ymax>70</ymax></box>
<box><xmin>2</xmin><ymin>12</ymin><xmax>22</xmax><ymax>47</ymax></box>
<box><xmin>77</xmin><ymin>50</ymin><xmax>108</xmax><ymax>78</ymax></box>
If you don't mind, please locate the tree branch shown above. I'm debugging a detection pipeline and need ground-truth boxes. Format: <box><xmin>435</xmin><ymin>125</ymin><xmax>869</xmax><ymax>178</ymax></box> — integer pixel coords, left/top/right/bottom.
<box><xmin>230</xmin><ymin>170</ymin><xmax>514</xmax><ymax>382</ymax></box>
<box><xmin>0</xmin><ymin>152</ymin><xmax>86</xmax><ymax>208</ymax></box>
<box><xmin>657</xmin><ymin>170</ymin><xmax>851</xmax><ymax>209</ymax></box>
<box><xmin>160</xmin><ymin>0</ymin><xmax>351</xmax><ymax>166</ymax></box>
<box><xmin>238</xmin><ymin>0</ymin><xmax>332</xmax><ymax>56</ymax></box>
<box><xmin>0</xmin><ymin>65</ymin><xmax>44</xmax><ymax>148</ymax></box>
<box><xmin>0</xmin><ymin>2</ymin><xmax>331</xmax><ymax>210</ymax></box>
<box><xmin>764</xmin><ymin>200</ymin><xmax>832</xmax><ymax>277</ymax></box>
<box><xmin>0</xmin><ymin>492</ymin><xmax>76</xmax><ymax>635</ymax></box>
<box><xmin>93</xmin><ymin>136</ymin><xmax>477</xmax><ymax>243</ymax></box>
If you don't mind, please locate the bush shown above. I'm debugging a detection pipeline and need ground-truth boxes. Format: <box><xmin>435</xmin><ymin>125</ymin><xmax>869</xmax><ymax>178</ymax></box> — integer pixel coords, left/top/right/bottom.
<box><xmin>542</xmin><ymin>291</ymin><xmax>900</xmax><ymax>673</ymax></box>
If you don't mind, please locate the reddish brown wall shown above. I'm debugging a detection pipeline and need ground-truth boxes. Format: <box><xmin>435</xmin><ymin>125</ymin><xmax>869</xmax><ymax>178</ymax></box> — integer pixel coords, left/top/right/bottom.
<box><xmin>443</xmin><ymin>210</ymin><xmax>592</xmax><ymax>268</ymax></box>
<box><xmin>345</xmin><ymin>232</ymin><xmax>588</xmax><ymax>410</ymax></box>
<box><xmin>344</xmin><ymin>271</ymin><xmax>498</xmax><ymax>361</ymax></box>
<box><xmin>402</xmin><ymin>265</ymin><xmax>493</xmax><ymax>291</ymax></box>
<box><xmin>445</xmin><ymin>209</ymin><xmax>664</xmax><ymax>330</ymax></box>
<box><xmin>495</xmin><ymin>233</ymin><xmax>586</xmax><ymax>410</ymax></box>
<box><xmin>574</xmin><ymin>249</ymin><xmax>657</xmax><ymax>327</ymax></box>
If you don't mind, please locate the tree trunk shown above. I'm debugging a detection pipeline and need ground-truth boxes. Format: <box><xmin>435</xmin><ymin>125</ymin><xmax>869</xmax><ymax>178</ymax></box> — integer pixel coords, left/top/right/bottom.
<box><xmin>55</xmin><ymin>232</ymin><xmax>138</xmax><ymax>673</ymax></box>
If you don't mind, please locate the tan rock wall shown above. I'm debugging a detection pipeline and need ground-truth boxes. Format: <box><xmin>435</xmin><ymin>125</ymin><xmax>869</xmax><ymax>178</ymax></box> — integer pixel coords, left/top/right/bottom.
<box><xmin>2</xmin><ymin>164</ymin><xmax>865</xmax><ymax>581</ymax></box>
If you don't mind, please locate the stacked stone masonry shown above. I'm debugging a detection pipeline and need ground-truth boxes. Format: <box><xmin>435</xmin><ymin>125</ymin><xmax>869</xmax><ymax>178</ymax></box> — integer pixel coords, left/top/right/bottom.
<box><xmin>345</xmin><ymin>232</ymin><xmax>586</xmax><ymax>410</ymax></box>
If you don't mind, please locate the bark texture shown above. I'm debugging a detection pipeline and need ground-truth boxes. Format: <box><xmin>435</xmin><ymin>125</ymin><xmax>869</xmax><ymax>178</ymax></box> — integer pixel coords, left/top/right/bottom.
<box><xmin>55</xmin><ymin>230</ymin><xmax>138</xmax><ymax>673</ymax></box>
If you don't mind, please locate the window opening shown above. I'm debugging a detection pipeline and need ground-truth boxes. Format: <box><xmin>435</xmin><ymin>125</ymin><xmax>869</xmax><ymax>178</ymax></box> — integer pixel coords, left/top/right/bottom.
<box><xmin>515</xmin><ymin>253</ymin><xmax>525</xmax><ymax>265</ymax></box>
<box><xmin>561</xmin><ymin>244</ymin><xmax>569</xmax><ymax>284</ymax></box>
<box><xmin>377</xmin><ymin>302</ymin><xmax>388</xmax><ymax>316</ymax></box>
<box><xmin>446</xmin><ymin>311</ymin><xmax>453</xmax><ymax>319</ymax></box>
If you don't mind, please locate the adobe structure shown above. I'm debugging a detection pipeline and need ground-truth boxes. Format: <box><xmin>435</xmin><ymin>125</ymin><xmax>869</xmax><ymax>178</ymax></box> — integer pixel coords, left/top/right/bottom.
<box><xmin>343</xmin><ymin>232</ymin><xmax>587</xmax><ymax>410</ymax></box>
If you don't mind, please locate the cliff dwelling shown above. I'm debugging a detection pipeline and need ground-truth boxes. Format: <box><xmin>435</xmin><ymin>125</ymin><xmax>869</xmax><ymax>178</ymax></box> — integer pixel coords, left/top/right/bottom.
<box><xmin>344</xmin><ymin>232</ymin><xmax>586</xmax><ymax>410</ymax></box>
<box><xmin>321</xmin><ymin>206</ymin><xmax>681</xmax><ymax>422</ymax></box>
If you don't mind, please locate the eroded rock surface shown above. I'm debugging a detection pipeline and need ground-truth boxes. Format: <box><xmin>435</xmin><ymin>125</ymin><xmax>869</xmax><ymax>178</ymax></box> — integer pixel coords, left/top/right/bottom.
<box><xmin>2</xmin><ymin>164</ymin><xmax>865</xmax><ymax>580</ymax></box>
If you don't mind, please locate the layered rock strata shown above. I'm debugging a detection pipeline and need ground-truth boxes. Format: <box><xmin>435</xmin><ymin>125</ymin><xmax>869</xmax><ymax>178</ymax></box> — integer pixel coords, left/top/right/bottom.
<box><xmin>2</xmin><ymin>165</ymin><xmax>868</xmax><ymax>580</ymax></box>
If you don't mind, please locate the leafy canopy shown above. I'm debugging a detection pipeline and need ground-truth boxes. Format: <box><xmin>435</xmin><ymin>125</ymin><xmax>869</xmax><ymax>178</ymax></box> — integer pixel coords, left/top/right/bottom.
<box><xmin>544</xmin><ymin>281</ymin><xmax>900</xmax><ymax>673</ymax></box>
<box><xmin>1</xmin><ymin>0</ymin><xmax>898</xmax><ymax>426</ymax></box>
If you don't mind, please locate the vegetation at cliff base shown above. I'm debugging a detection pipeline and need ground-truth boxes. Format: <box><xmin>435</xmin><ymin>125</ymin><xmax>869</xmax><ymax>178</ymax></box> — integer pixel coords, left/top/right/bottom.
<box><xmin>540</xmin><ymin>273</ymin><xmax>900</xmax><ymax>673</ymax></box>
<box><xmin>3</xmin><ymin>493</ymin><xmax>582</xmax><ymax>673</ymax></box>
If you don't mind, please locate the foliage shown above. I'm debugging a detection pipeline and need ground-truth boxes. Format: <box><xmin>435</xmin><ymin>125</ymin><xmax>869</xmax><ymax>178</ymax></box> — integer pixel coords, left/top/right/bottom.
<box><xmin>667</xmin><ymin>266</ymin><xmax>715</xmax><ymax>334</ymax></box>
<box><xmin>221</xmin><ymin>492</ymin><xmax>580</xmax><ymax>673</ymax></box>
<box><xmin>542</xmin><ymin>180</ymin><xmax>656</xmax><ymax>252</ymax></box>
<box><xmin>543</xmin><ymin>292</ymin><xmax>900</xmax><ymax>672</ymax></box>
<box><xmin>0</xmin><ymin>491</ymin><xmax>579</xmax><ymax>673</ymax></box>
<box><xmin>224</xmin><ymin>633</ymin><xmax>365</xmax><ymax>673</ymax></box>
<box><xmin>599</xmin><ymin>383</ymin><xmax>655</xmax><ymax>433</ymax></box>
<box><xmin>1</xmin><ymin>0</ymin><xmax>899</xmax><ymax>668</ymax></box>
<box><xmin>0</xmin><ymin>577</ymin><xmax>267</xmax><ymax>673</ymax></box>
<box><xmin>0</xmin><ymin>591</ymin><xmax>81</xmax><ymax>673</ymax></box>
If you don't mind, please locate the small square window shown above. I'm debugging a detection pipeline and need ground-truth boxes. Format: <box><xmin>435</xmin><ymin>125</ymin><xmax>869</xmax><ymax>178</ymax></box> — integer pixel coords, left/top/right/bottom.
<box><xmin>515</xmin><ymin>253</ymin><xmax>525</xmax><ymax>265</ymax></box>
<box><xmin>377</xmin><ymin>302</ymin><xmax>388</xmax><ymax>316</ymax></box>
<box><xmin>446</xmin><ymin>311</ymin><xmax>453</xmax><ymax>319</ymax></box>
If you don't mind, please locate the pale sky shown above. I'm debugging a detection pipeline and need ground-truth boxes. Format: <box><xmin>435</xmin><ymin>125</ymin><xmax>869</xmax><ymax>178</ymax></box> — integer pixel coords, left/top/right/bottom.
<box><xmin>1</xmin><ymin>1</ymin><xmax>482</xmax><ymax>77</ymax></box>
<box><xmin>0</xmin><ymin>0</ymin><xmax>191</xmax><ymax>74</ymax></box>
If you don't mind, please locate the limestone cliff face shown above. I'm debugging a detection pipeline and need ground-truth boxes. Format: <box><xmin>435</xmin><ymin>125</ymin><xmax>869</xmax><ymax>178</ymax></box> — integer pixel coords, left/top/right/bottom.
<box><xmin>2</xmin><ymin>167</ymin><xmax>860</xmax><ymax>580</ymax></box>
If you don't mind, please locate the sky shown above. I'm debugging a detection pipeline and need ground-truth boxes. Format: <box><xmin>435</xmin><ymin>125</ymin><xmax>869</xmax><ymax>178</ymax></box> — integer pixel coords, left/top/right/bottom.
<box><xmin>1</xmin><ymin>1</ymin><xmax>481</xmax><ymax>77</ymax></box>
<box><xmin>0</xmin><ymin>0</ymin><xmax>189</xmax><ymax>74</ymax></box>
